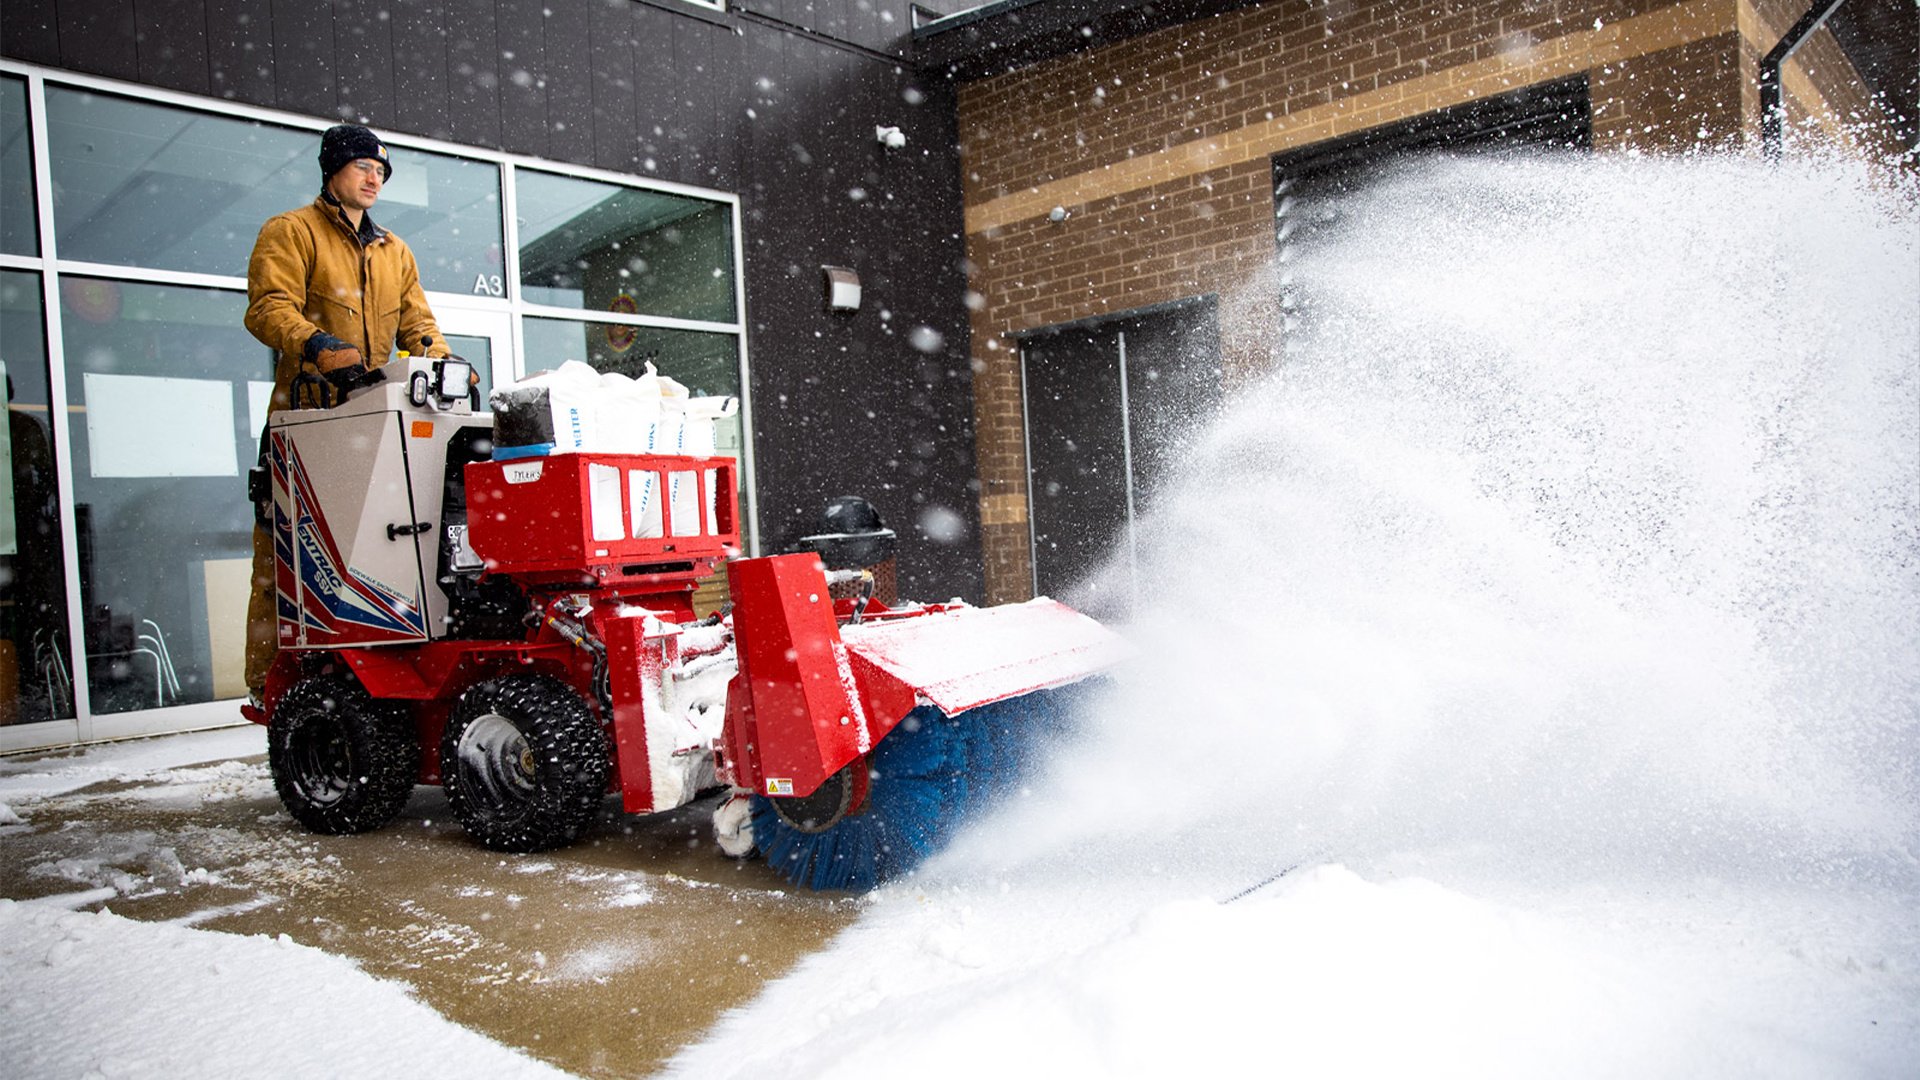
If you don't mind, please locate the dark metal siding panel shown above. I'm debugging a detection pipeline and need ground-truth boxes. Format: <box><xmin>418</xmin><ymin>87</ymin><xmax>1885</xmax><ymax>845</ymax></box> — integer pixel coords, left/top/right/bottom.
<box><xmin>267</xmin><ymin>0</ymin><xmax>336</xmax><ymax>117</ymax></box>
<box><xmin>331</xmin><ymin>0</ymin><xmax>397</xmax><ymax>124</ymax></box>
<box><xmin>855</xmin><ymin>67</ymin><xmax>981</xmax><ymax>601</ymax></box>
<box><xmin>818</xmin><ymin>0</ymin><xmax>850</xmax><ymax>44</ymax></box>
<box><xmin>444</xmin><ymin>0</ymin><xmax>501</xmax><ymax>148</ymax></box>
<box><xmin>849</xmin><ymin>0</ymin><xmax>906</xmax><ymax>54</ymax></box>
<box><xmin>205</xmin><ymin>0</ymin><xmax>278</xmax><ymax>105</ymax></box>
<box><xmin>59</xmin><ymin>0</ymin><xmax>140</xmax><ymax>81</ymax></box>
<box><xmin>729</xmin><ymin>0</ymin><xmax>913</xmax><ymax>55</ymax></box>
<box><xmin>854</xmin><ymin>0</ymin><xmax>894</xmax><ymax>56</ymax></box>
<box><xmin>135</xmin><ymin>0</ymin><xmax>211</xmax><ymax>96</ymax></box>
<box><xmin>669</xmin><ymin>14</ymin><xmax>735</xmax><ymax>188</ymax></box>
<box><xmin>739</xmin><ymin>25</ymin><xmax>818</xmax><ymax>556</ymax></box>
<box><xmin>526</xmin><ymin>0</ymin><xmax>576</xmax><ymax>163</ymax></box>
<box><xmin>633</xmin><ymin>4</ymin><xmax>681</xmax><ymax>176</ymax></box>
<box><xmin>702</xmin><ymin>18</ymin><xmax>743</xmax><ymax>186</ymax></box>
<box><xmin>588</xmin><ymin>0</ymin><xmax>640</xmax><ymax>172</ymax></box>
<box><xmin>735</xmin><ymin>24</ymin><xmax>981</xmax><ymax>600</ymax></box>
<box><xmin>0</xmin><ymin>1</ymin><xmax>62</xmax><ymax>67</ymax></box>
<box><xmin>732</xmin><ymin>0</ymin><xmax>781</xmax><ymax>28</ymax></box>
<box><xmin>631</xmin><ymin>4</ymin><xmax>678</xmax><ymax>106</ymax></box>
<box><xmin>544</xmin><ymin>0</ymin><xmax>595</xmax><ymax>165</ymax></box>
<box><xmin>495</xmin><ymin>0</ymin><xmax>550</xmax><ymax>157</ymax></box>
<box><xmin>390</xmin><ymin>1</ymin><xmax>453</xmax><ymax>140</ymax></box>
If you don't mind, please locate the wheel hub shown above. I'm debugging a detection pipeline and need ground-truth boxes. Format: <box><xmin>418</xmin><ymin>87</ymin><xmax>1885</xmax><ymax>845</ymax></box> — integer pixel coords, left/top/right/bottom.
<box><xmin>771</xmin><ymin>765</ymin><xmax>857</xmax><ymax>834</ymax></box>
<box><xmin>457</xmin><ymin>712</ymin><xmax>538</xmax><ymax>809</ymax></box>
<box><xmin>289</xmin><ymin>716</ymin><xmax>355</xmax><ymax>808</ymax></box>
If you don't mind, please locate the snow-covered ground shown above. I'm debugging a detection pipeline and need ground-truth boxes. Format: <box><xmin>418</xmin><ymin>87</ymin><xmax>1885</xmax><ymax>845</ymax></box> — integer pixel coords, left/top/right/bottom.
<box><xmin>6</xmin><ymin>153</ymin><xmax>1916</xmax><ymax>1080</ymax></box>
<box><xmin>0</xmin><ymin>727</ymin><xmax>572</xmax><ymax>1079</ymax></box>
<box><xmin>1</xmin><ymin>899</ymin><xmax>572</xmax><ymax>1079</ymax></box>
<box><xmin>669</xmin><ymin>860</ymin><xmax>1918</xmax><ymax>1078</ymax></box>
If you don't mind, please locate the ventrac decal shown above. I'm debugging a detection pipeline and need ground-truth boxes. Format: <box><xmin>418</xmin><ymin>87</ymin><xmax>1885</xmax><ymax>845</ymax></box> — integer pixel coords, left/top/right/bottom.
<box><xmin>271</xmin><ymin>432</ymin><xmax>427</xmax><ymax>642</ymax></box>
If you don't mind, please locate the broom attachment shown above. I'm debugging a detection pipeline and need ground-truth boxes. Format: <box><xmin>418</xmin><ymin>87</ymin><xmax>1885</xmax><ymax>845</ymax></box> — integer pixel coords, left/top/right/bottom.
<box><xmin>722</xmin><ymin>553</ymin><xmax>1129</xmax><ymax>889</ymax></box>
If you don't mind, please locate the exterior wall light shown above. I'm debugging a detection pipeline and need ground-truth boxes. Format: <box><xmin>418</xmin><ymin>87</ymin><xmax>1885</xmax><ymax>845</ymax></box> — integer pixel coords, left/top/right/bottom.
<box><xmin>824</xmin><ymin>266</ymin><xmax>862</xmax><ymax>312</ymax></box>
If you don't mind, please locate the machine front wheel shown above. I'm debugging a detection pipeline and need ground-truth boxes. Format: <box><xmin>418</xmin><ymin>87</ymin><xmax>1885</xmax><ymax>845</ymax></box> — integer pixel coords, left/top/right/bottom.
<box><xmin>441</xmin><ymin>675</ymin><xmax>610</xmax><ymax>853</ymax></box>
<box><xmin>267</xmin><ymin>675</ymin><xmax>418</xmax><ymax>835</ymax></box>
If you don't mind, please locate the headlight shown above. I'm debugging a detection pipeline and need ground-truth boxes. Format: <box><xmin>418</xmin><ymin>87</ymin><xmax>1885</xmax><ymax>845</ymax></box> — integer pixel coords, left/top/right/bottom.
<box><xmin>434</xmin><ymin>358</ymin><xmax>473</xmax><ymax>401</ymax></box>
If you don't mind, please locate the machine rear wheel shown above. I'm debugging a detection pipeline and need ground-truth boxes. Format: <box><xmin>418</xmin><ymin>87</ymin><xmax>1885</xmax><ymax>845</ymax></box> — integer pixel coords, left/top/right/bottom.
<box><xmin>441</xmin><ymin>675</ymin><xmax>610</xmax><ymax>853</ymax></box>
<box><xmin>268</xmin><ymin>675</ymin><xmax>418</xmax><ymax>834</ymax></box>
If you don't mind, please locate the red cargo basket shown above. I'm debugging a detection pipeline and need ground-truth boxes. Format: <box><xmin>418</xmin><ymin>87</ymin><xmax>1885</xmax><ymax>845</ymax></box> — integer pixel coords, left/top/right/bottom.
<box><xmin>465</xmin><ymin>453</ymin><xmax>739</xmax><ymax>586</ymax></box>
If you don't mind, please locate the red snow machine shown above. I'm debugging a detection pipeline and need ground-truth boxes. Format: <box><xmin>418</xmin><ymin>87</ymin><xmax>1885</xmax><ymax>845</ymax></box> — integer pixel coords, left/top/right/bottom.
<box><xmin>244</xmin><ymin>356</ymin><xmax>1128</xmax><ymax>889</ymax></box>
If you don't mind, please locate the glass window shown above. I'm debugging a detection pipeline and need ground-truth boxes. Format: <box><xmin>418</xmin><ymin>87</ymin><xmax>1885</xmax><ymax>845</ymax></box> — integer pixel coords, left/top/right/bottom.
<box><xmin>372</xmin><ymin>146</ymin><xmax>506</xmax><ymax>296</ymax></box>
<box><xmin>48</xmin><ymin>87</ymin><xmax>316</xmax><ymax>277</ymax></box>
<box><xmin>523</xmin><ymin>315</ymin><xmax>744</xmax><ymax>457</ymax></box>
<box><xmin>1</xmin><ymin>270</ymin><xmax>75</xmax><ymax>725</ymax></box>
<box><xmin>1</xmin><ymin>76</ymin><xmax>36</xmax><ymax>256</ymax></box>
<box><xmin>46</xmin><ymin>88</ymin><xmax>505</xmax><ymax>294</ymax></box>
<box><xmin>59</xmin><ymin>279</ymin><xmax>263</xmax><ymax>714</ymax></box>
<box><xmin>516</xmin><ymin>170</ymin><xmax>736</xmax><ymax>323</ymax></box>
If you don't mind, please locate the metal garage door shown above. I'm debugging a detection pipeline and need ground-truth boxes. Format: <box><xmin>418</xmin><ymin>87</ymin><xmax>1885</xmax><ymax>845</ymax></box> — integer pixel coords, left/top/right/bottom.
<box><xmin>1019</xmin><ymin>297</ymin><xmax>1222</xmax><ymax>619</ymax></box>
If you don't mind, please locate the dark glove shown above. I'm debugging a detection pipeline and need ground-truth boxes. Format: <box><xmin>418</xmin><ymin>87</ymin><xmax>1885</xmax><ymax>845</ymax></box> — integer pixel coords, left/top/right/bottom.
<box><xmin>305</xmin><ymin>331</ymin><xmax>363</xmax><ymax>373</ymax></box>
<box><xmin>305</xmin><ymin>332</ymin><xmax>383</xmax><ymax>394</ymax></box>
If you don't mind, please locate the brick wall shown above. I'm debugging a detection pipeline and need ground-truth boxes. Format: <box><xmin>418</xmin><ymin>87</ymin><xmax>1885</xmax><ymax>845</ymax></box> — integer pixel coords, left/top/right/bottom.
<box><xmin>956</xmin><ymin>0</ymin><xmax>1900</xmax><ymax>603</ymax></box>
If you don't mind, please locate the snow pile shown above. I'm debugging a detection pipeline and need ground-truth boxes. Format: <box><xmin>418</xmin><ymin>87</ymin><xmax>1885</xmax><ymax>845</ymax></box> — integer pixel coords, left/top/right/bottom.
<box><xmin>674</xmin><ymin>152</ymin><xmax>1920</xmax><ymax>1077</ymax></box>
<box><xmin>676</xmin><ymin>862</ymin><xmax>1917</xmax><ymax>1079</ymax></box>
<box><xmin>0</xmin><ymin>724</ymin><xmax>262</xmax><ymax>802</ymax></box>
<box><xmin>1028</xmin><ymin>150</ymin><xmax>1920</xmax><ymax>883</ymax></box>
<box><xmin>0</xmin><ymin>898</ymin><xmax>570</xmax><ymax>1079</ymax></box>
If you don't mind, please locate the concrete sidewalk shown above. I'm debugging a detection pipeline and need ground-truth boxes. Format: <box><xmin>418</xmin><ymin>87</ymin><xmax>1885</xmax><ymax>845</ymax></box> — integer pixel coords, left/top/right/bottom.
<box><xmin>0</xmin><ymin>727</ymin><xmax>855</xmax><ymax>1078</ymax></box>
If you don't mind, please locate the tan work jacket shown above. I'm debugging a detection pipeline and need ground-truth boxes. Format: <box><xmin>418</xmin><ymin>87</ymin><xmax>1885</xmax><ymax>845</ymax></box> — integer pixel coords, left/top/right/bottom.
<box><xmin>244</xmin><ymin>195</ymin><xmax>448</xmax><ymax>407</ymax></box>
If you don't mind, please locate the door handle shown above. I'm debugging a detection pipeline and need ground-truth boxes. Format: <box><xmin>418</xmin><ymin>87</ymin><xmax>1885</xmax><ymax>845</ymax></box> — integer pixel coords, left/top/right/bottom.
<box><xmin>387</xmin><ymin>521</ymin><xmax>431</xmax><ymax>541</ymax></box>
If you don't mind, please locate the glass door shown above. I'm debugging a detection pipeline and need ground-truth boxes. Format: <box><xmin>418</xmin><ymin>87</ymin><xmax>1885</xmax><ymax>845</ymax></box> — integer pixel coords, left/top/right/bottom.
<box><xmin>431</xmin><ymin>306</ymin><xmax>514</xmax><ymax>402</ymax></box>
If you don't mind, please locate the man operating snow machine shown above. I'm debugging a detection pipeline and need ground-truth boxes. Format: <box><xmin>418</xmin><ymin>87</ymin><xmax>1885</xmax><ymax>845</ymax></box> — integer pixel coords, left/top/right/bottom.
<box><xmin>240</xmin><ymin>123</ymin><xmax>450</xmax><ymax>704</ymax></box>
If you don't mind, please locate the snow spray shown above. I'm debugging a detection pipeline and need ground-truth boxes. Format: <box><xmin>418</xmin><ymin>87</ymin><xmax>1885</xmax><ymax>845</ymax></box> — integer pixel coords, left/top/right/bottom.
<box><xmin>954</xmin><ymin>152</ymin><xmax>1919</xmax><ymax>889</ymax></box>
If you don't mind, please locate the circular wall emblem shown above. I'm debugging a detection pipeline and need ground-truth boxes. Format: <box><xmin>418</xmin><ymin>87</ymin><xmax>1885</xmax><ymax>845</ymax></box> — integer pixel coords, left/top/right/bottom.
<box><xmin>606</xmin><ymin>294</ymin><xmax>638</xmax><ymax>353</ymax></box>
<box><xmin>62</xmin><ymin>278</ymin><xmax>122</xmax><ymax>323</ymax></box>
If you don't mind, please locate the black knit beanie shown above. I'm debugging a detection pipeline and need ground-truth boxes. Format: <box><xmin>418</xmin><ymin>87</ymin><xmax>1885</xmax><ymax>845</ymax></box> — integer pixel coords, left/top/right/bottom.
<box><xmin>319</xmin><ymin>124</ymin><xmax>392</xmax><ymax>182</ymax></box>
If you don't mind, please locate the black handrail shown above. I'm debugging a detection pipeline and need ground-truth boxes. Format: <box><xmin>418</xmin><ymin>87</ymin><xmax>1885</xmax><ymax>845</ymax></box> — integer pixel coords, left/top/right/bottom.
<box><xmin>1759</xmin><ymin>0</ymin><xmax>1849</xmax><ymax>158</ymax></box>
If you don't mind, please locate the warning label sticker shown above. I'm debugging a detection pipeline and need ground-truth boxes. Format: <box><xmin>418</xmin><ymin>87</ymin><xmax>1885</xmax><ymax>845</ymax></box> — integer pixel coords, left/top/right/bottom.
<box><xmin>765</xmin><ymin>778</ymin><xmax>794</xmax><ymax>796</ymax></box>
